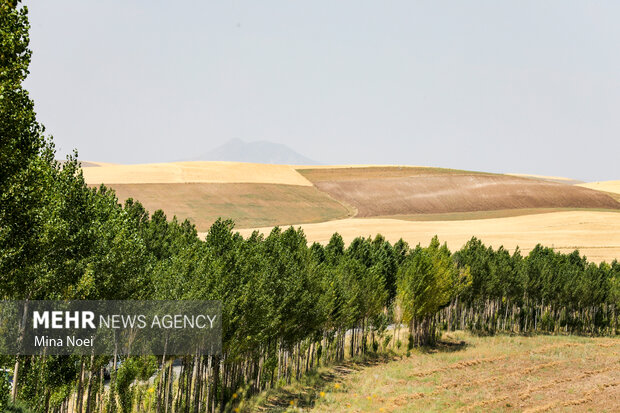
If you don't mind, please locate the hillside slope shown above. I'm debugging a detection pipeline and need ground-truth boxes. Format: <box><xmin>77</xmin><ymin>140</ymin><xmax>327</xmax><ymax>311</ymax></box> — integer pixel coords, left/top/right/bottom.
<box><xmin>83</xmin><ymin>162</ymin><xmax>620</xmax><ymax>234</ymax></box>
<box><xmin>299</xmin><ymin>168</ymin><xmax>620</xmax><ymax>217</ymax></box>
<box><xmin>106</xmin><ymin>183</ymin><xmax>350</xmax><ymax>229</ymax></box>
<box><xmin>577</xmin><ymin>180</ymin><xmax>620</xmax><ymax>193</ymax></box>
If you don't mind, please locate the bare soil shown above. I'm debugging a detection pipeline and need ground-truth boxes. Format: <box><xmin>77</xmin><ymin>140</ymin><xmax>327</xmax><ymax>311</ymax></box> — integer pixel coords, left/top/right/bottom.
<box><xmin>311</xmin><ymin>175</ymin><xmax>620</xmax><ymax>217</ymax></box>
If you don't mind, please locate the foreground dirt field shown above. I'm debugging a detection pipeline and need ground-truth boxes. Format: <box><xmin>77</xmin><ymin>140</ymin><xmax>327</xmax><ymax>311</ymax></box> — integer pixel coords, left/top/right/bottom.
<box><xmin>236</xmin><ymin>211</ymin><xmax>620</xmax><ymax>263</ymax></box>
<box><xmin>309</xmin><ymin>332</ymin><xmax>619</xmax><ymax>412</ymax></box>
<box><xmin>102</xmin><ymin>183</ymin><xmax>351</xmax><ymax>229</ymax></box>
<box><xmin>82</xmin><ymin>161</ymin><xmax>313</xmax><ymax>186</ymax></box>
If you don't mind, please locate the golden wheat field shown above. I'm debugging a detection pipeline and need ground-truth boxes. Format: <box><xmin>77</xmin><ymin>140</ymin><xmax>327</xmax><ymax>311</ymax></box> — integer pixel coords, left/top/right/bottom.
<box><xmin>578</xmin><ymin>181</ymin><xmax>620</xmax><ymax>196</ymax></box>
<box><xmin>82</xmin><ymin>161</ymin><xmax>313</xmax><ymax>186</ymax></box>
<box><xmin>235</xmin><ymin>210</ymin><xmax>620</xmax><ymax>263</ymax></box>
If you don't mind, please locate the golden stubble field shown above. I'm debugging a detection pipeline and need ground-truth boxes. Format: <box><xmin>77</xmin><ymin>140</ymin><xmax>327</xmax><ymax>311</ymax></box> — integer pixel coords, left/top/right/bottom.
<box><xmin>578</xmin><ymin>180</ymin><xmax>620</xmax><ymax>195</ymax></box>
<box><xmin>577</xmin><ymin>181</ymin><xmax>620</xmax><ymax>203</ymax></box>
<box><xmin>236</xmin><ymin>210</ymin><xmax>620</xmax><ymax>263</ymax></box>
<box><xmin>82</xmin><ymin>161</ymin><xmax>314</xmax><ymax>186</ymax></box>
<box><xmin>307</xmin><ymin>332</ymin><xmax>620</xmax><ymax>412</ymax></box>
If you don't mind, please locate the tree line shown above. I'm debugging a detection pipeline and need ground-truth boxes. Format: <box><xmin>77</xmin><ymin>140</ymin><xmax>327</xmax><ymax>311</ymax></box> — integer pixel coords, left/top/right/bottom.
<box><xmin>1</xmin><ymin>2</ymin><xmax>619</xmax><ymax>412</ymax></box>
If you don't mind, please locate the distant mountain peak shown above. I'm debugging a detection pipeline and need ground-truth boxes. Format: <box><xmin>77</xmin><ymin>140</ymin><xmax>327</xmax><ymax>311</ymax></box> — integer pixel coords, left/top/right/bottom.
<box><xmin>191</xmin><ymin>139</ymin><xmax>320</xmax><ymax>165</ymax></box>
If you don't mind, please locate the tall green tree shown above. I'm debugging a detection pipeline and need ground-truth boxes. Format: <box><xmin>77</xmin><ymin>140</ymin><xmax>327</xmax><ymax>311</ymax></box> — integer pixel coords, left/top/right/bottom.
<box><xmin>0</xmin><ymin>1</ymin><xmax>54</xmax><ymax>401</ymax></box>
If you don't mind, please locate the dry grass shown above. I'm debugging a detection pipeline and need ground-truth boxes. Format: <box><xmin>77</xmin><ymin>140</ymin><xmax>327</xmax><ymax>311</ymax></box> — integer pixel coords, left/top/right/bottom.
<box><xmin>82</xmin><ymin>161</ymin><xmax>313</xmax><ymax>186</ymax></box>
<box><xmin>101</xmin><ymin>183</ymin><xmax>351</xmax><ymax>230</ymax></box>
<box><xmin>237</xmin><ymin>210</ymin><xmax>620</xmax><ymax>263</ymax></box>
<box><xmin>577</xmin><ymin>180</ymin><xmax>620</xmax><ymax>195</ymax></box>
<box><xmin>309</xmin><ymin>332</ymin><xmax>620</xmax><ymax>412</ymax></box>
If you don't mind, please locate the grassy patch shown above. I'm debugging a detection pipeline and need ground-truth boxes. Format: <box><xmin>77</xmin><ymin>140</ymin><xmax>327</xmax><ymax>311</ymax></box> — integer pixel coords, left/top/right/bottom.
<box><xmin>96</xmin><ymin>182</ymin><xmax>351</xmax><ymax>230</ymax></box>
<box><xmin>305</xmin><ymin>332</ymin><xmax>620</xmax><ymax>412</ymax></box>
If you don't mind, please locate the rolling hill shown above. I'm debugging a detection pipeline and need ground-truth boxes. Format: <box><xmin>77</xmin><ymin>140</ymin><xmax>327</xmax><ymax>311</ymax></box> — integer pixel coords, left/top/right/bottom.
<box><xmin>106</xmin><ymin>182</ymin><xmax>350</xmax><ymax>229</ymax></box>
<box><xmin>83</xmin><ymin>161</ymin><xmax>351</xmax><ymax>229</ymax></box>
<box><xmin>298</xmin><ymin>169</ymin><xmax>619</xmax><ymax>217</ymax></box>
<box><xmin>82</xmin><ymin>161</ymin><xmax>620</xmax><ymax>262</ymax></box>
<box><xmin>576</xmin><ymin>180</ymin><xmax>620</xmax><ymax>203</ymax></box>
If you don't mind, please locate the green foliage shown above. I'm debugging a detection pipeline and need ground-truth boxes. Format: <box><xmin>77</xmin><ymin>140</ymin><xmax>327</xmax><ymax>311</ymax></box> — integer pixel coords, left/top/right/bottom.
<box><xmin>396</xmin><ymin>237</ymin><xmax>468</xmax><ymax>344</ymax></box>
<box><xmin>3</xmin><ymin>401</ymin><xmax>35</xmax><ymax>413</ymax></box>
<box><xmin>115</xmin><ymin>357</ymin><xmax>156</xmax><ymax>413</ymax></box>
<box><xmin>0</xmin><ymin>369</ymin><xmax>10</xmax><ymax>410</ymax></box>
<box><xmin>0</xmin><ymin>0</ymin><xmax>50</xmax><ymax>300</ymax></box>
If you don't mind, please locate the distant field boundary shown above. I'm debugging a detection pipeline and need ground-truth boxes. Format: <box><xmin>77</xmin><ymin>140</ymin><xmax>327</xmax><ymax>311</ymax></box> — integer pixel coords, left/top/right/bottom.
<box><xmin>369</xmin><ymin>207</ymin><xmax>620</xmax><ymax>222</ymax></box>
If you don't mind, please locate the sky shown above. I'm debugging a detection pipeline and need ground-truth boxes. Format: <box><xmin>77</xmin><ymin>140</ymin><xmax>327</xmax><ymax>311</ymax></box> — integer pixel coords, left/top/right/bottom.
<box><xmin>25</xmin><ymin>0</ymin><xmax>620</xmax><ymax>182</ymax></box>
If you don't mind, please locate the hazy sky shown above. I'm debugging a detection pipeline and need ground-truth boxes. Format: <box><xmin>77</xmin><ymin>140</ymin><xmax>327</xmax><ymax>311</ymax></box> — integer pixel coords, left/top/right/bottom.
<box><xmin>25</xmin><ymin>1</ymin><xmax>619</xmax><ymax>181</ymax></box>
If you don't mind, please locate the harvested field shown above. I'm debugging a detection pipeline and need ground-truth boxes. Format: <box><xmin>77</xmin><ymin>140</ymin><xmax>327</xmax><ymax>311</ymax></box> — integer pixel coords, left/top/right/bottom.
<box><xmin>309</xmin><ymin>332</ymin><xmax>620</xmax><ymax>412</ymax></box>
<box><xmin>82</xmin><ymin>161</ymin><xmax>313</xmax><ymax>186</ymax></box>
<box><xmin>578</xmin><ymin>180</ymin><xmax>620</xmax><ymax>195</ymax></box>
<box><xmin>236</xmin><ymin>211</ymin><xmax>620</xmax><ymax>263</ymax></box>
<box><xmin>84</xmin><ymin>162</ymin><xmax>620</xmax><ymax>257</ymax></box>
<box><xmin>297</xmin><ymin>166</ymin><xmax>493</xmax><ymax>183</ymax></box>
<box><xmin>102</xmin><ymin>183</ymin><xmax>350</xmax><ymax>230</ymax></box>
<box><xmin>310</xmin><ymin>175</ymin><xmax>620</xmax><ymax>217</ymax></box>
